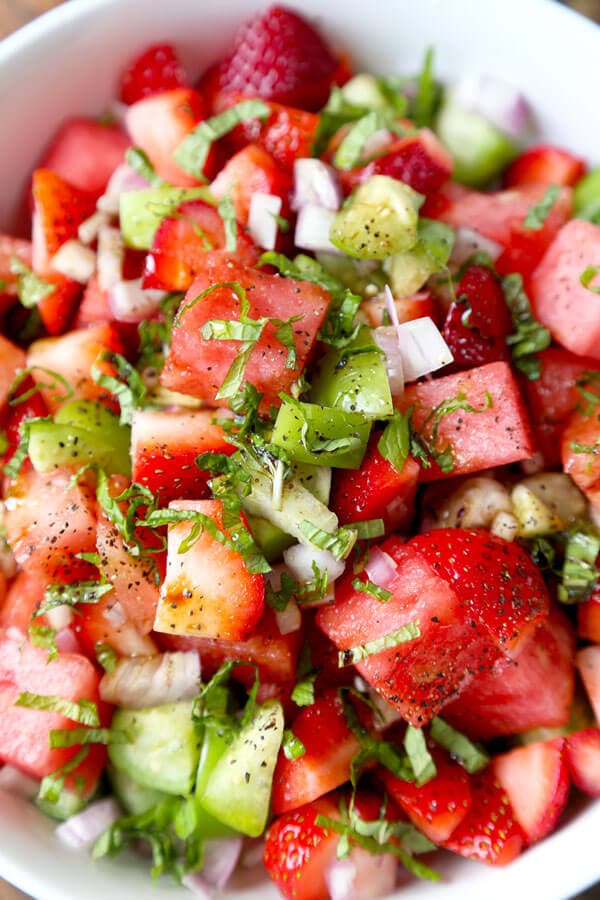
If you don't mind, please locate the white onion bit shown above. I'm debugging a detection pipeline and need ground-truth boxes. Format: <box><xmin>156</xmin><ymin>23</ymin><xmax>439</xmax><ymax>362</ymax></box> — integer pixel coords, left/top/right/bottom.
<box><xmin>450</xmin><ymin>76</ymin><xmax>531</xmax><ymax>140</ymax></box>
<box><xmin>275</xmin><ymin>598</ymin><xmax>302</xmax><ymax>635</ymax></box>
<box><xmin>326</xmin><ymin>849</ymin><xmax>398</xmax><ymax>900</ymax></box>
<box><xmin>55</xmin><ymin>797</ymin><xmax>122</xmax><ymax>850</ymax></box>
<box><xmin>361</xmin><ymin>128</ymin><xmax>393</xmax><ymax>160</ymax></box>
<box><xmin>97</xmin><ymin>162</ymin><xmax>148</xmax><ymax>215</ymax></box>
<box><xmin>391</xmin><ymin>316</ymin><xmax>453</xmax><ymax>382</ymax></box>
<box><xmin>293</xmin><ymin>159</ymin><xmax>342</xmax><ymax>211</ymax></box>
<box><xmin>100</xmin><ymin>650</ymin><xmax>201</xmax><ymax>709</ymax></box>
<box><xmin>326</xmin><ymin>858</ymin><xmax>357</xmax><ymax>900</ymax></box>
<box><xmin>373</xmin><ymin>326</ymin><xmax>404</xmax><ymax>396</ymax></box>
<box><xmin>46</xmin><ymin>604</ymin><xmax>74</xmax><ymax>632</ymax></box>
<box><xmin>450</xmin><ymin>227</ymin><xmax>503</xmax><ymax>267</ymax></box>
<box><xmin>55</xmin><ymin>627</ymin><xmax>81</xmax><ymax>654</ymax></box>
<box><xmin>108</xmin><ymin>278</ymin><xmax>164</xmax><ymax>323</ymax></box>
<box><xmin>247</xmin><ymin>192</ymin><xmax>282</xmax><ymax>251</ymax></box>
<box><xmin>364</xmin><ymin>547</ymin><xmax>398</xmax><ymax>589</ymax></box>
<box><xmin>78</xmin><ymin>210</ymin><xmax>112</xmax><ymax>245</ymax></box>
<box><xmin>97</xmin><ymin>225</ymin><xmax>124</xmax><ymax>291</ymax></box>
<box><xmin>284</xmin><ymin>544</ymin><xmax>345</xmax><ymax>586</ymax></box>
<box><xmin>50</xmin><ymin>239</ymin><xmax>96</xmax><ymax>283</ymax></box>
<box><xmin>294</xmin><ymin>204</ymin><xmax>342</xmax><ymax>255</ymax></box>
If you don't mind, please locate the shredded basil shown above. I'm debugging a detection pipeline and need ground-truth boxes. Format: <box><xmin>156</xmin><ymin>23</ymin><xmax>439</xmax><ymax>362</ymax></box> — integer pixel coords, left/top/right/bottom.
<box><xmin>580</xmin><ymin>265</ymin><xmax>600</xmax><ymax>295</ymax></box>
<box><xmin>38</xmin><ymin>747</ymin><xmax>90</xmax><ymax>806</ymax></box>
<box><xmin>523</xmin><ymin>185</ymin><xmax>561</xmax><ymax>230</ymax></box>
<box><xmin>29</xmin><ymin>625</ymin><xmax>58</xmax><ymax>662</ymax></box>
<box><xmin>558</xmin><ymin>528</ymin><xmax>600</xmax><ymax>604</ymax></box>
<box><xmin>9</xmin><ymin>256</ymin><xmax>56</xmax><ymax>308</ymax></box>
<box><xmin>8</xmin><ymin>366</ymin><xmax>73</xmax><ymax>407</ymax></box>
<box><xmin>91</xmin><ymin>351</ymin><xmax>148</xmax><ymax>425</ymax></box>
<box><xmin>333</xmin><ymin>110</ymin><xmax>389</xmax><ymax>170</ymax></box>
<box><xmin>125</xmin><ymin>147</ymin><xmax>163</xmax><ymax>186</ymax></box>
<box><xmin>291</xmin><ymin>673</ymin><xmax>317</xmax><ymax>707</ymax></box>
<box><xmin>282</xmin><ymin>729</ymin><xmax>306</xmax><ymax>760</ymax></box>
<box><xmin>217</xmin><ymin>193</ymin><xmax>238</xmax><ymax>252</ymax></box>
<box><xmin>15</xmin><ymin>693</ymin><xmax>100</xmax><ymax>726</ymax></box>
<box><xmin>352</xmin><ymin>577</ymin><xmax>392</xmax><ymax>603</ymax></box>
<box><xmin>412</xmin><ymin>47</ymin><xmax>440</xmax><ymax>128</ymax></box>
<box><xmin>338</xmin><ymin>621</ymin><xmax>420</xmax><ymax>666</ymax></box>
<box><xmin>503</xmin><ymin>273</ymin><xmax>551</xmax><ymax>380</ymax></box>
<box><xmin>429</xmin><ymin>716</ymin><xmax>490</xmax><ymax>773</ymax></box>
<box><xmin>378</xmin><ymin>410</ymin><xmax>410</xmax><ymax>472</ymax></box>
<box><xmin>49</xmin><ymin>727</ymin><xmax>129</xmax><ymax>749</ymax></box>
<box><xmin>33</xmin><ymin>581</ymin><xmax>112</xmax><ymax>619</ymax></box>
<box><xmin>404</xmin><ymin>724</ymin><xmax>437</xmax><ymax>785</ymax></box>
<box><xmin>95</xmin><ymin>642</ymin><xmax>118</xmax><ymax>673</ymax></box>
<box><xmin>298</xmin><ymin>521</ymin><xmax>357</xmax><ymax>560</ymax></box>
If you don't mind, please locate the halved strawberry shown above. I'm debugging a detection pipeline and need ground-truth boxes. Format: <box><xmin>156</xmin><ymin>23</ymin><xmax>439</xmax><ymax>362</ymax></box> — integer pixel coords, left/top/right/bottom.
<box><xmin>408</xmin><ymin>529</ymin><xmax>549</xmax><ymax>656</ymax></box>
<box><xmin>37</xmin><ymin>273</ymin><xmax>82</xmax><ymax>336</ymax></box>
<box><xmin>130</xmin><ymin>407</ymin><xmax>235</xmax><ymax>504</ymax></box>
<box><xmin>442</xmin><ymin>264</ymin><xmax>512</xmax><ymax>369</ymax></box>
<box><xmin>493</xmin><ymin>738</ymin><xmax>570</xmax><ymax>844</ymax></box>
<box><xmin>213</xmin><ymin>5</ymin><xmax>338</xmax><ymax>112</ymax></box>
<box><xmin>124</xmin><ymin>87</ymin><xmax>206</xmax><ymax>186</ymax></box>
<box><xmin>442</xmin><ymin>768</ymin><xmax>525</xmax><ymax>866</ymax></box>
<box><xmin>380</xmin><ymin>740</ymin><xmax>472</xmax><ymax>843</ymax></box>
<box><xmin>565</xmin><ymin>728</ymin><xmax>600</xmax><ymax>797</ymax></box>
<box><xmin>31</xmin><ymin>169</ymin><xmax>97</xmax><ymax>264</ymax></box>
<box><xmin>153</xmin><ymin>499</ymin><xmax>265</xmax><ymax>641</ymax></box>
<box><xmin>39</xmin><ymin>117</ymin><xmax>130</xmax><ymax>197</ymax></box>
<box><xmin>271</xmin><ymin>689</ymin><xmax>360</xmax><ymax>815</ymax></box>
<box><xmin>120</xmin><ymin>43</ymin><xmax>188</xmax><ymax>105</ymax></box>
<box><xmin>210</xmin><ymin>144</ymin><xmax>293</xmax><ymax>225</ymax></box>
<box><xmin>576</xmin><ymin>645</ymin><xmax>600</xmax><ymax>724</ymax></box>
<box><xmin>504</xmin><ymin>144</ymin><xmax>586</xmax><ymax>188</ymax></box>
<box><xmin>142</xmin><ymin>198</ymin><xmax>258</xmax><ymax>291</ymax></box>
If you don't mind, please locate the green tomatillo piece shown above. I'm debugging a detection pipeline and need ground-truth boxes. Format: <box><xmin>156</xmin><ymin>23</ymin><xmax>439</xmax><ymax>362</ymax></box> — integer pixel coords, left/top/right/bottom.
<box><xmin>119</xmin><ymin>185</ymin><xmax>213</xmax><ymax>249</ymax></box>
<box><xmin>271</xmin><ymin>397</ymin><xmax>371</xmax><ymax>469</ymax></box>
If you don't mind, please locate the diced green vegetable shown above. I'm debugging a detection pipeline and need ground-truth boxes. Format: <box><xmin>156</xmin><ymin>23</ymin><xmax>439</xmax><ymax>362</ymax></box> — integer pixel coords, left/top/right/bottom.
<box><xmin>330</xmin><ymin>176</ymin><xmax>422</xmax><ymax>259</ymax></box>
<box><xmin>199</xmin><ymin>700</ymin><xmax>284</xmax><ymax>837</ymax></box>
<box><xmin>436</xmin><ymin>91</ymin><xmax>518</xmax><ymax>186</ymax></box>
<box><xmin>109</xmin><ymin>702</ymin><xmax>200</xmax><ymax>796</ymax></box>
<box><xmin>295</xmin><ymin>463</ymin><xmax>332</xmax><ymax>505</ymax></box>
<box><xmin>119</xmin><ymin>185</ymin><xmax>213</xmax><ymax>249</ymax></box>
<box><xmin>108</xmin><ymin>765</ymin><xmax>169</xmax><ymax>816</ymax></box>
<box><xmin>246</xmin><ymin>514</ymin><xmax>295</xmax><ymax>561</ymax></box>
<box><xmin>36</xmin><ymin>784</ymin><xmax>99</xmax><ymax>821</ymax></box>
<box><xmin>271</xmin><ymin>397</ymin><xmax>371</xmax><ymax>469</ymax></box>
<box><xmin>384</xmin><ymin>217</ymin><xmax>454</xmax><ymax>296</ymax></box>
<box><xmin>339</xmin><ymin>73</ymin><xmax>392</xmax><ymax>110</ymax></box>
<box><xmin>573</xmin><ymin>167</ymin><xmax>600</xmax><ymax>223</ymax></box>
<box><xmin>310</xmin><ymin>326</ymin><xmax>393</xmax><ymax>419</ymax></box>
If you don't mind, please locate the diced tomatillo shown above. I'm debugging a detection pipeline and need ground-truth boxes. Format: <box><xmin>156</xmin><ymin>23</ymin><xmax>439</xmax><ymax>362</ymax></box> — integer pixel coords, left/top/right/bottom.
<box><xmin>120</xmin><ymin>185</ymin><xmax>213</xmax><ymax>249</ymax></box>
<box><xmin>271</xmin><ymin>397</ymin><xmax>371</xmax><ymax>468</ymax></box>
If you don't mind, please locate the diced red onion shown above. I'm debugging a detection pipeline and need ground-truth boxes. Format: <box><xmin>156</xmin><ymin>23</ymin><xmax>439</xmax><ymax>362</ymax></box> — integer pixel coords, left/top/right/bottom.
<box><xmin>364</xmin><ymin>547</ymin><xmax>398</xmax><ymax>589</ymax></box>
<box><xmin>294</xmin><ymin>204</ymin><xmax>342</xmax><ymax>255</ymax></box>
<box><xmin>361</xmin><ymin>128</ymin><xmax>394</xmax><ymax>160</ymax></box>
<box><xmin>55</xmin><ymin>627</ymin><xmax>81</xmax><ymax>655</ymax></box>
<box><xmin>55</xmin><ymin>797</ymin><xmax>122</xmax><ymax>850</ymax></box>
<box><xmin>0</xmin><ymin>764</ymin><xmax>39</xmax><ymax>799</ymax></box>
<box><xmin>248</xmin><ymin>192</ymin><xmax>282</xmax><ymax>251</ymax></box>
<box><xmin>450</xmin><ymin>226</ymin><xmax>503</xmax><ymax>267</ymax></box>
<box><xmin>78</xmin><ymin>210</ymin><xmax>112</xmax><ymax>245</ymax></box>
<box><xmin>450</xmin><ymin>76</ymin><xmax>531</xmax><ymax>140</ymax></box>
<box><xmin>284</xmin><ymin>543</ymin><xmax>345</xmax><ymax>586</ymax></box>
<box><xmin>108</xmin><ymin>278</ymin><xmax>164</xmax><ymax>323</ymax></box>
<box><xmin>182</xmin><ymin>874</ymin><xmax>213</xmax><ymax>898</ymax></box>
<box><xmin>275</xmin><ymin>599</ymin><xmax>302</xmax><ymax>635</ymax></box>
<box><xmin>293</xmin><ymin>159</ymin><xmax>342</xmax><ymax>212</ymax></box>
<box><xmin>100</xmin><ymin>650</ymin><xmax>201</xmax><ymax>709</ymax></box>
<box><xmin>372</xmin><ymin>326</ymin><xmax>404</xmax><ymax>395</ymax></box>
<box><xmin>97</xmin><ymin>162</ymin><xmax>148</xmax><ymax>215</ymax></box>
<box><xmin>50</xmin><ymin>239</ymin><xmax>96</xmax><ymax>283</ymax></box>
<box><xmin>326</xmin><ymin>849</ymin><xmax>397</xmax><ymax>900</ymax></box>
<box><xmin>97</xmin><ymin>225</ymin><xmax>124</xmax><ymax>290</ymax></box>
<box><xmin>201</xmin><ymin>838</ymin><xmax>243</xmax><ymax>891</ymax></box>
<box><xmin>240</xmin><ymin>838</ymin><xmax>265</xmax><ymax>869</ymax></box>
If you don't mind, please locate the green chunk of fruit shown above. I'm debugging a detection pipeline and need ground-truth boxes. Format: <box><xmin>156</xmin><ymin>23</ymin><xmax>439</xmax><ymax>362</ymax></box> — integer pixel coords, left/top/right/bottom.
<box><xmin>120</xmin><ymin>185</ymin><xmax>213</xmax><ymax>249</ymax></box>
<box><xmin>271</xmin><ymin>398</ymin><xmax>370</xmax><ymax>469</ymax></box>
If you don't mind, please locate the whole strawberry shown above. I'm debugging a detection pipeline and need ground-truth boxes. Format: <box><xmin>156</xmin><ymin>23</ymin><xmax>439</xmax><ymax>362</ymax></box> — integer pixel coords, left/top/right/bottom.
<box><xmin>215</xmin><ymin>5</ymin><xmax>338</xmax><ymax>111</ymax></box>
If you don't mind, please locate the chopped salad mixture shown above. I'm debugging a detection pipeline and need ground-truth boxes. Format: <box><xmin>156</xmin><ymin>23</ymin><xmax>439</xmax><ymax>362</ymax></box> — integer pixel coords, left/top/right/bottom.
<box><xmin>1</xmin><ymin>5</ymin><xmax>600</xmax><ymax>898</ymax></box>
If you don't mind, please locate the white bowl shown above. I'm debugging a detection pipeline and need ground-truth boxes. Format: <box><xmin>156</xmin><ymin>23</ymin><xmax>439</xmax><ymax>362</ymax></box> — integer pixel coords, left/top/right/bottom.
<box><xmin>1</xmin><ymin>0</ymin><xmax>600</xmax><ymax>897</ymax></box>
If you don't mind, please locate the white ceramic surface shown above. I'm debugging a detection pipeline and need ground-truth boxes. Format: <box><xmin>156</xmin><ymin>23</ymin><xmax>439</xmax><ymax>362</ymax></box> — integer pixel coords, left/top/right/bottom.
<box><xmin>1</xmin><ymin>0</ymin><xmax>600</xmax><ymax>897</ymax></box>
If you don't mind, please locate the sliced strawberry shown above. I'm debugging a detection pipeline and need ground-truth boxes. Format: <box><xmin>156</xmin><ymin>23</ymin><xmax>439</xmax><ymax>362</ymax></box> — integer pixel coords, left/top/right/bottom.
<box><xmin>161</xmin><ymin>255</ymin><xmax>330</xmax><ymax>413</ymax></box>
<box><xmin>142</xmin><ymin>198</ymin><xmax>258</xmax><ymax>291</ymax></box>
<box><xmin>504</xmin><ymin>144</ymin><xmax>586</xmax><ymax>188</ymax></box>
<box><xmin>153</xmin><ymin>499</ymin><xmax>265</xmax><ymax>641</ymax></box>
<box><xmin>124</xmin><ymin>87</ymin><xmax>206</xmax><ymax>186</ymax></box>
<box><xmin>210</xmin><ymin>144</ymin><xmax>293</xmax><ymax>225</ymax></box>
<box><xmin>442</xmin><ymin>264</ymin><xmax>512</xmax><ymax>369</ymax></box>
<box><xmin>263</xmin><ymin>794</ymin><xmax>341</xmax><ymax>900</ymax></box>
<box><xmin>380</xmin><ymin>741</ymin><xmax>472</xmax><ymax>843</ymax></box>
<box><xmin>37</xmin><ymin>273</ymin><xmax>82</xmax><ymax>336</ymax></box>
<box><xmin>120</xmin><ymin>43</ymin><xmax>188</xmax><ymax>105</ymax></box>
<box><xmin>0</xmin><ymin>333</ymin><xmax>26</xmax><ymax>410</ymax></box>
<box><xmin>578</xmin><ymin>592</ymin><xmax>600</xmax><ymax>643</ymax></box>
<box><xmin>73</xmin><ymin>275</ymin><xmax>112</xmax><ymax>327</ymax></box>
<box><xmin>408</xmin><ymin>529</ymin><xmax>549</xmax><ymax>655</ymax></box>
<box><xmin>443</xmin><ymin>606</ymin><xmax>576</xmax><ymax>740</ymax></box>
<box><xmin>272</xmin><ymin>690</ymin><xmax>360</xmax><ymax>815</ymax></box>
<box><xmin>493</xmin><ymin>738</ymin><xmax>570</xmax><ymax>844</ymax></box>
<box><xmin>398</xmin><ymin>361</ymin><xmax>535</xmax><ymax>481</ymax></box>
<box><xmin>442</xmin><ymin>768</ymin><xmax>525</xmax><ymax>866</ymax></box>
<box><xmin>340</xmin><ymin>129</ymin><xmax>452</xmax><ymax>197</ymax></box>
<box><xmin>330</xmin><ymin>432</ymin><xmax>420</xmax><ymax>535</ymax></box>
<box><xmin>565</xmin><ymin>728</ymin><xmax>600</xmax><ymax>797</ymax></box>
<box><xmin>130</xmin><ymin>407</ymin><xmax>235</xmax><ymax>505</ymax></box>
<box><xmin>157</xmin><ymin>606</ymin><xmax>301</xmax><ymax>686</ymax></box>
<box><xmin>576</xmin><ymin>645</ymin><xmax>600</xmax><ymax>724</ymax></box>
<box><xmin>31</xmin><ymin>169</ymin><xmax>97</xmax><ymax>263</ymax></box>
<box><xmin>214</xmin><ymin>5</ymin><xmax>338</xmax><ymax>112</ymax></box>
<box><xmin>39</xmin><ymin>117</ymin><xmax>130</xmax><ymax>197</ymax></box>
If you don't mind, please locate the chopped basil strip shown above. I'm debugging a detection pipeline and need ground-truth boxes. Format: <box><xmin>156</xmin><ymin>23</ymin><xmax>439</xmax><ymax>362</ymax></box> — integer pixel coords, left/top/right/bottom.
<box><xmin>333</xmin><ymin>110</ymin><xmax>389</xmax><ymax>170</ymax></box>
<box><xmin>352</xmin><ymin>577</ymin><xmax>392</xmax><ymax>603</ymax></box>
<box><xmin>34</xmin><ymin>580</ymin><xmax>113</xmax><ymax>618</ymax></box>
<box><xmin>217</xmin><ymin>193</ymin><xmax>238</xmax><ymax>252</ymax></box>
<box><xmin>91</xmin><ymin>351</ymin><xmax>148</xmax><ymax>425</ymax></box>
<box><xmin>575</xmin><ymin>370</ymin><xmax>600</xmax><ymax>416</ymax></box>
<box><xmin>9</xmin><ymin>256</ymin><xmax>56</xmax><ymax>308</ymax></box>
<box><xmin>503</xmin><ymin>273</ymin><xmax>551</xmax><ymax>380</ymax></box>
<box><xmin>95</xmin><ymin>643</ymin><xmax>118</xmax><ymax>673</ymax></box>
<box><xmin>49</xmin><ymin>727</ymin><xmax>129</xmax><ymax>749</ymax></box>
<box><xmin>2</xmin><ymin>416</ymin><xmax>52</xmax><ymax>479</ymax></box>
<box><xmin>413</xmin><ymin>47</ymin><xmax>439</xmax><ymax>128</ymax></box>
<box><xmin>429</xmin><ymin>716</ymin><xmax>490</xmax><ymax>773</ymax></box>
<box><xmin>38</xmin><ymin>746</ymin><xmax>89</xmax><ymax>805</ymax></box>
<box><xmin>15</xmin><ymin>693</ymin><xmax>100</xmax><ymax>726</ymax></box>
<box><xmin>298</xmin><ymin>521</ymin><xmax>357</xmax><ymax>560</ymax></box>
<box><xmin>523</xmin><ymin>185</ymin><xmax>561</xmax><ymax>230</ymax></box>
<box><xmin>580</xmin><ymin>265</ymin><xmax>600</xmax><ymax>295</ymax></box>
<box><xmin>29</xmin><ymin>625</ymin><xmax>58</xmax><ymax>662</ymax></box>
<box><xmin>291</xmin><ymin>673</ymin><xmax>317</xmax><ymax>707</ymax></box>
<box><xmin>353</xmin><ymin>518</ymin><xmax>385</xmax><ymax>541</ymax></box>
<box><xmin>125</xmin><ymin>147</ymin><xmax>163</xmax><ymax>186</ymax></box>
<box><xmin>404</xmin><ymin>724</ymin><xmax>437</xmax><ymax>785</ymax></box>
<box><xmin>137</xmin><ymin>291</ymin><xmax>183</xmax><ymax>374</ymax></box>
<box><xmin>8</xmin><ymin>366</ymin><xmax>73</xmax><ymax>407</ymax></box>
<box><xmin>282</xmin><ymin>729</ymin><xmax>306</xmax><ymax>760</ymax></box>
<box><xmin>558</xmin><ymin>528</ymin><xmax>600</xmax><ymax>604</ymax></box>
<box><xmin>174</xmin><ymin>99</ymin><xmax>270</xmax><ymax>177</ymax></box>
<box><xmin>338</xmin><ymin>621</ymin><xmax>420</xmax><ymax>666</ymax></box>
<box><xmin>378</xmin><ymin>410</ymin><xmax>410</xmax><ymax>472</ymax></box>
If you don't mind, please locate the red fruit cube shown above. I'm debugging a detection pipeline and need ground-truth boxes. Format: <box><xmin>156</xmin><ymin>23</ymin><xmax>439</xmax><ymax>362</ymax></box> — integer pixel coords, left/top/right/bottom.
<box><xmin>40</xmin><ymin>117</ymin><xmax>130</xmax><ymax>197</ymax></box>
<box><xmin>565</xmin><ymin>728</ymin><xmax>600</xmax><ymax>797</ymax></box>
<box><xmin>504</xmin><ymin>144</ymin><xmax>586</xmax><ymax>188</ymax></box>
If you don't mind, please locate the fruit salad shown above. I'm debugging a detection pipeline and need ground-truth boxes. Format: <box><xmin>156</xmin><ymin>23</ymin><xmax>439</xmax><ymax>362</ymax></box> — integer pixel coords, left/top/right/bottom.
<box><xmin>0</xmin><ymin>4</ymin><xmax>600</xmax><ymax>899</ymax></box>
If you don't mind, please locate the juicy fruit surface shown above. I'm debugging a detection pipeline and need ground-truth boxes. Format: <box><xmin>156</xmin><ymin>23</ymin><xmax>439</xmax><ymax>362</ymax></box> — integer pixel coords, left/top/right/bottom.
<box><xmin>120</xmin><ymin>43</ymin><xmax>188</xmax><ymax>105</ymax></box>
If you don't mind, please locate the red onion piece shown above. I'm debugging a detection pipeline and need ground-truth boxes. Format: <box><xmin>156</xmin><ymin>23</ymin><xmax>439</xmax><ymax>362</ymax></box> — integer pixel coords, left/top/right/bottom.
<box><xmin>395</xmin><ymin>316</ymin><xmax>453</xmax><ymax>381</ymax></box>
<box><xmin>451</xmin><ymin>76</ymin><xmax>531</xmax><ymax>140</ymax></box>
<box><xmin>326</xmin><ymin>849</ymin><xmax>398</xmax><ymax>900</ymax></box>
<box><xmin>293</xmin><ymin>158</ymin><xmax>342</xmax><ymax>211</ymax></box>
<box><xmin>294</xmin><ymin>204</ymin><xmax>342</xmax><ymax>255</ymax></box>
<box><xmin>55</xmin><ymin>627</ymin><xmax>81</xmax><ymax>655</ymax></box>
<box><xmin>450</xmin><ymin>226</ymin><xmax>503</xmax><ymax>267</ymax></box>
<box><xmin>248</xmin><ymin>192</ymin><xmax>281</xmax><ymax>250</ymax></box>
<box><xmin>182</xmin><ymin>874</ymin><xmax>213</xmax><ymax>898</ymax></box>
<box><xmin>284</xmin><ymin>543</ymin><xmax>345</xmax><ymax>586</ymax></box>
<box><xmin>372</xmin><ymin>326</ymin><xmax>404</xmax><ymax>396</ymax></box>
<box><xmin>361</xmin><ymin>128</ymin><xmax>394</xmax><ymax>160</ymax></box>
<box><xmin>364</xmin><ymin>547</ymin><xmax>398</xmax><ymax>589</ymax></box>
<box><xmin>201</xmin><ymin>837</ymin><xmax>243</xmax><ymax>890</ymax></box>
<box><xmin>55</xmin><ymin>797</ymin><xmax>122</xmax><ymax>850</ymax></box>
<box><xmin>108</xmin><ymin>278</ymin><xmax>164</xmax><ymax>323</ymax></box>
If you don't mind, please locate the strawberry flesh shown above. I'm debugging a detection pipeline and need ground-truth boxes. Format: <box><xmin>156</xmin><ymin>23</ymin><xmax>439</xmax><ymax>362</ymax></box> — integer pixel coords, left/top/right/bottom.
<box><xmin>120</xmin><ymin>43</ymin><xmax>188</xmax><ymax>105</ymax></box>
<box><xmin>442</xmin><ymin>264</ymin><xmax>512</xmax><ymax>369</ymax></box>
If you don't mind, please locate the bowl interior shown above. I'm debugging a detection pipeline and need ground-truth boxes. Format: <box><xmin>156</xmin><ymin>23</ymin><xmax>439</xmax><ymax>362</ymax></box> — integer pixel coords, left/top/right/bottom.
<box><xmin>0</xmin><ymin>0</ymin><xmax>599</xmax><ymax>898</ymax></box>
